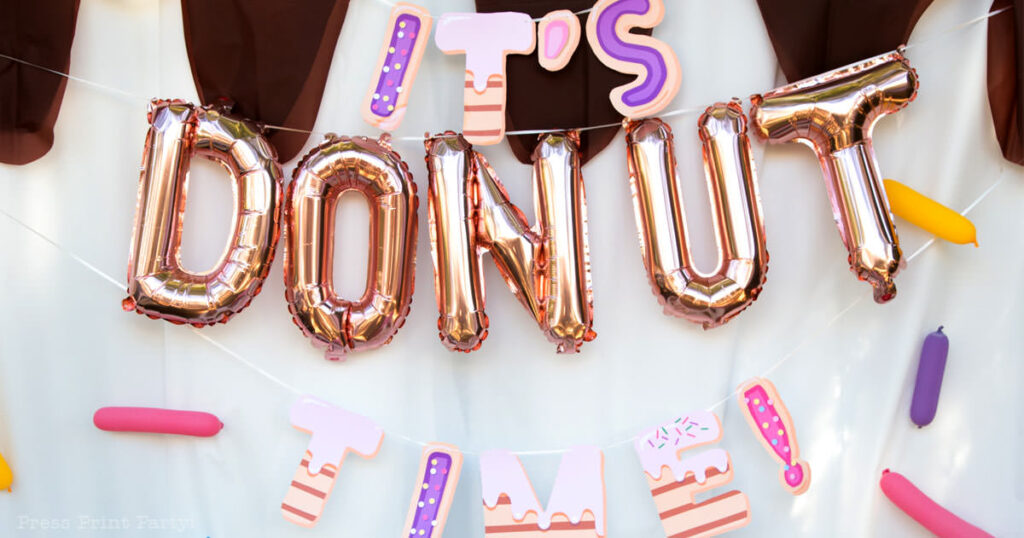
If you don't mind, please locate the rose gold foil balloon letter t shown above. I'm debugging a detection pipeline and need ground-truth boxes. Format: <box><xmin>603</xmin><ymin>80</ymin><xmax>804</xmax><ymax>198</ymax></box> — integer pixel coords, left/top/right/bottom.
<box><xmin>125</xmin><ymin>100</ymin><xmax>283</xmax><ymax>326</ymax></box>
<box><xmin>751</xmin><ymin>51</ymin><xmax>917</xmax><ymax>302</ymax></box>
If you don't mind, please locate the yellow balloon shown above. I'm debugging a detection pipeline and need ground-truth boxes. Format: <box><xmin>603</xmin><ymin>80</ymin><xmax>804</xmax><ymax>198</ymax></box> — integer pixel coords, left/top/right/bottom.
<box><xmin>0</xmin><ymin>451</ymin><xmax>12</xmax><ymax>491</ymax></box>
<box><xmin>884</xmin><ymin>179</ymin><xmax>978</xmax><ymax>246</ymax></box>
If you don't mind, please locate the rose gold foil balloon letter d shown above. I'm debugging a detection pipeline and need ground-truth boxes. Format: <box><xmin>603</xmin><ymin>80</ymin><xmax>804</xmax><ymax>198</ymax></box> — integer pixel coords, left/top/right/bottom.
<box><xmin>125</xmin><ymin>100</ymin><xmax>283</xmax><ymax>326</ymax></box>
<box><xmin>626</xmin><ymin>101</ymin><xmax>769</xmax><ymax>328</ymax></box>
<box><xmin>425</xmin><ymin>132</ymin><xmax>595</xmax><ymax>353</ymax></box>
<box><xmin>751</xmin><ymin>51</ymin><xmax>917</xmax><ymax>302</ymax></box>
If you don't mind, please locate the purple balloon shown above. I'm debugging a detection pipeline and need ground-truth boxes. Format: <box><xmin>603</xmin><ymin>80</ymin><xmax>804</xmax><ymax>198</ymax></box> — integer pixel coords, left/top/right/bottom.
<box><xmin>910</xmin><ymin>326</ymin><xmax>948</xmax><ymax>427</ymax></box>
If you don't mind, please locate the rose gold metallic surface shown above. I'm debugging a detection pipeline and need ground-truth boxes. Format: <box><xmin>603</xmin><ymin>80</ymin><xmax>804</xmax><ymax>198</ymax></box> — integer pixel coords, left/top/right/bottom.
<box><xmin>425</xmin><ymin>134</ymin><xmax>488</xmax><ymax>351</ymax></box>
<box><xmin>750</xmin><ymin>51</ymin><xmax>917</xmax><ymax>303</ymax></box>
<box><xmin>284</xmin><ymin>134</ymin><xmax>418</xmax><ymax>360</ymax></box>
<box><xmin>125</xmin><ymin>99</ymin><xmax>283</xmax><ymax>326</ymax></box>
<box><xmin>625</xmin><ymin>101</ymin><xmax>769</xmax><ymax>328</ymax></box>
<box><xmin>424</xmin><ymin>131</ymin><xmax>595</xmax><ymax>353</ymax></box>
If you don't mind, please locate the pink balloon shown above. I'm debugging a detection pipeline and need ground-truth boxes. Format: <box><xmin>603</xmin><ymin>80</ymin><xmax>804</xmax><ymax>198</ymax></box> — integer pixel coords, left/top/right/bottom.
<box><xmin>93</xmin><ymin>407</ymin><xmax>222</xmax><ymax>437</ymax></box>
<box><xmin>880</xmin><ymin>470</ymin><xmax>992</xmax><ymax>537</ymax></box>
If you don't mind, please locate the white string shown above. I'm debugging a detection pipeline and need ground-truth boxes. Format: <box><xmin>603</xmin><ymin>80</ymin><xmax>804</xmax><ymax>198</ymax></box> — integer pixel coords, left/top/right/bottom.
<box><xmin>366</xmin><ymin>0</ymin><xmax>592</xmax><ymax>22</ymax></box>
<box><xmin>0</xmin><ymin>52</ymin><xmax>149</xmax><ymax>104</ymax></box>
<box><xmin>0</xmin><ymin>208</ymin><xmax>306</xmax><ymax>394</ymax></box>
<box><xmin>0</xmin><ymin>208</ymin><xmax>125</xmax><ymax>289</ymax></box>
<box><xmin>391</xmin><ymin>105</ymin><xmax>712</xmax><ymax>142</ymax></box>
<box><xmin>0</xmin><ymin>52</ymin><xmax>706</xmax><ymax>140</ymax></box>
<box><xmin>694</xmin><ymin>176</ymin><xmax>1003</xmax><ymax>417</ymax></box>
<box><xmin>0</xmin><ymin>4</ymin><xmax>1011</xmax><ymax>455</ymax></box>
<box><xmin>904</xmin><ymin>176</ymin><xmax>1005</xmax><ymax>261</ymax></box>
<box><xmin>902</xmin><ymin>5</ymin><xmax>1012</xmax><ymax>53</ymax></box>
<box><xmin>190</xmin><ymin>330</ymin><xmax>305</xmax><ymax>395</ymax></box>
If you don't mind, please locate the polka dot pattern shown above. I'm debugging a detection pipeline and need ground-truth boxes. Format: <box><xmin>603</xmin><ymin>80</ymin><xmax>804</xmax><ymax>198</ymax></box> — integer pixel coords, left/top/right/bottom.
<box><xmin>370</xmin><ymin>13</ymin><xmax>423</xmax><ymax>118</ymax></box>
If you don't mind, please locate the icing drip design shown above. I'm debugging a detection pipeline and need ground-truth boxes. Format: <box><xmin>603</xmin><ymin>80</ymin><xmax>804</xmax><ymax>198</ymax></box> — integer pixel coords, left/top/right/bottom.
<box><xmin>480</xmin><ymin>446</ymin><xmax>606</xmax><ymax>536</ymax></box>
<box><xmin>634</xmin><ymin>410</ymin><xmax>722</xmax><ymax>481</ymax></box>
<box><xmin>435</xmin><ymin>12</ymin><xmax>535</xmax><ymax>92</ymax></box>
<box><xmin>290</xmin><ymin>395</ymin><xmax>384</xmax><ymax>473</ymax></box>
<box><xmin>282</xmin><ymin>395</ymin><xmax>384</xmax><ymax>528</ymax></box>
<box><xmin>633</xmin><ymin>409</ymin><xmax>753</xmax><ymax>537</ymax></box>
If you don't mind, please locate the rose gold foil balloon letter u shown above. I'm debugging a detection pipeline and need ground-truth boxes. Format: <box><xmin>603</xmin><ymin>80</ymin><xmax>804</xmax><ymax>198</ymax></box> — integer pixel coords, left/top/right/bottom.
<box><xmin>751</xmin><ymin>51</ymin><xmax>917</xmax><ymax>302</ymax></box>
<box><xmin>125</xmin><ymin>99</ymin><xmax>283</xmax><ymax>326</ymax></box>
<box><xmin>284</xmin><ymin>135</ymin><xmax>418</xmax><ymax>360</ymax></box>
<box><xmin>626</xmin><ymin>101</ymin><xmax>769</xmax><ymax>328</ymax></box>
<box><xmin>425</xmin><ymin>131</ymin><xmax>595</xmax><ymax>353</ymax></box>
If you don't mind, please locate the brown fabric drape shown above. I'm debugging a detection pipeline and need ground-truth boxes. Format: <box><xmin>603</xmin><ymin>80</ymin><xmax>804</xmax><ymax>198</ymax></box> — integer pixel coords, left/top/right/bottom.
<box><xmin>755</xmin><ymin>0</ymin><xmax>934</xmax><ymax>82</ymax></box>
<box><xmin>987</xmin><ymin>0</ymin><xmax>1024</xmax><ymax>165</ymax></box>
<box><xmin>475</xmin><ymin>0</ymin><xmax>651</xmax><ymax>165</ymax></box>
<box><xmin>181</xmin><ymin>0</ymin><xmax>350</xmax><ymax>162</ymax></box>
<box><xmin>0</xmin><ymin>0</ymin><xmax>81</xmax><ymax>165</ymax></box>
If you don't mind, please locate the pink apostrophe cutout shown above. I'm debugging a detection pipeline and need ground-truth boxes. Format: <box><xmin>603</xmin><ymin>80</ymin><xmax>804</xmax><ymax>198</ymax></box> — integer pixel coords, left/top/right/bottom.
<box><xmin>537</xmin><ymin>10</ymin><xmax>581</xmax><ymax>72</ymax></box>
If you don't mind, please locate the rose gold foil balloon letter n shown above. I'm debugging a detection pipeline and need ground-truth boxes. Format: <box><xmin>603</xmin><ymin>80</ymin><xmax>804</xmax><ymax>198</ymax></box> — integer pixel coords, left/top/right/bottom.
<box><xmin>125</xmin><ymin>100</ymin><xmax>283</xmax><ymax>326</ymax></box>
<box><xmin>284</xmin><ymin>136</ymin><xmax>418</xmax><ymax>360</ymax></box>
<box><xmin>626</xmin><ymin>101</ymin><xmax>769</xmax><ymax>328</ymax></box>
<box><xmin>751</xmin><ymin>51</ymin><xmax>917</xmax><ymax>302</ymax></box>
<box><xmin>425</xmin><ymin>132</ymin><xmax>595</xmax><ymax>353</ymax></box>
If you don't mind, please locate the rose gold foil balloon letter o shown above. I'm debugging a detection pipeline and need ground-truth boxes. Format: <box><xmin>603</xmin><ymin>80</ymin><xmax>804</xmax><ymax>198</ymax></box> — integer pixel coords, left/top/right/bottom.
<box><xmin>751</xmin><ymin>51</ymin><xmax>917</xmax><ymax>303</ymax></box>
<box><xmin>625</xmin><ymin>101</ymin><xmax>769</xmax><ymax>328</ymax></box>
<box><xmin>125</xmin><ymin>99</ymin><xmax>283</xmax><ymax>326</ymax></box>
<box><xmin>425</xmin><ymin>132</ymin><xmax>595</xmax><ymax>353</ymax></box>
<box><xmin>284</xmin><ymin>135</ymin><xmax>418</xmax><ymax>359</ymax></box>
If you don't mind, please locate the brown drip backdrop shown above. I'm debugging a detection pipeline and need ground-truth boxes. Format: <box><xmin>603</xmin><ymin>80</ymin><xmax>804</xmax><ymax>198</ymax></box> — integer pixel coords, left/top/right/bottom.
<box><xmin>475</xmin><ymin>0</ymin><xmax>651</xmax><ymax>165</ymax></box>
<box><xmin>755</xmin><ymin>0</ymin><xmax>934</xmax><ymax>82</ymax></box>
<box><xmin>0</xmin><ymin>0</ymin><xmax>81</xmax><ymax>165</ymax></box>
<box><xmin>987</xmin><ymin>0</ymin><xmax>1024</xmax><ymax>166</ymax></box>
<box><xmin>181</xmin><ymin>0</ymin><xmax>350</xmax><ymax>162</ymax></box>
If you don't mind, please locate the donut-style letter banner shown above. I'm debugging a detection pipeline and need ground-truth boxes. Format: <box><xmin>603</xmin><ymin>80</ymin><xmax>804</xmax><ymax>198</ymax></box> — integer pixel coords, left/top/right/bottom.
<box><xmin>537</xmin><ymin>10</ymin><xmax>581</xmax><ymax>72</ymax></box>
<box><xmin>634</xmin><ymin>410</ymin><xmax>752</xmax><ymax>537</ymax></box>
<box><xmin>363</xmin><ymin>3</ymin><xmax>433</xmax><ymax>131</ymax></box>
<box><xmin>125</xmin><ymin>99</ymin><xmax>283</xmax><ymax>326</ymax></box>
<box><xmin>424</xmin><ymin>131</ymin><xmax>595</xmax><ymax>353</ymax></box>
<box><xmin>480</xmin><ymin>447</ymin><xmax>606</xmax><ymax>537</ymax></box>
<box><xmin>737</xmin><ymin>378</ymin><xmax>810</xmax><ymax>495</ymax></box>
<box><xmin>587</xmin><ymin>0</ymin><xmax>681</xmax><ymax>118</ymax></box>
<box><xmin>435</xmin><ymin>12</ymin><xmax>536</xmax><ymax>145</ymax></box>
<box><xmin>402</xmin><ymin>443</ymin><xmax>463</xmax><ymax>537</ymax></box>
<box><xmin>281</xmin><ymin>396</ymin><xmax>385</xmax><ymax>528</ymax></box>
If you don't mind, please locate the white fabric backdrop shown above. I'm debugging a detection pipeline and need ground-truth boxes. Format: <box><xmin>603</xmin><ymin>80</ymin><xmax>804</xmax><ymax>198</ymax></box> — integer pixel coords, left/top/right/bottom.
<box><xmin>2</xmin><ymin>0</ymin><xmax>1022</xmax><ymax>536</ymax></box>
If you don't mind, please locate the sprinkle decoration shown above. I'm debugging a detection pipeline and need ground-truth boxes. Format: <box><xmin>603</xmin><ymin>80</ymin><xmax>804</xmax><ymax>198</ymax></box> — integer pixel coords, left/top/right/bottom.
<box><xmin>363</xmin><ymin>4</ymin><xmax>432</xmax><ymax>131</ymax></box>
<box><xmin>408</xmin><ymin>451</ymin><xmax>452</xmax><ymax>537</ymax></box>
<box><xmin>738</xmin><ymin>378</ymin><xmax>811</xmax><ymax>495</ymax></box>
<box><xmin>371</xmin><ymin>13</ymin><xmax>420</xmax><ymax>117</ymax></box>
